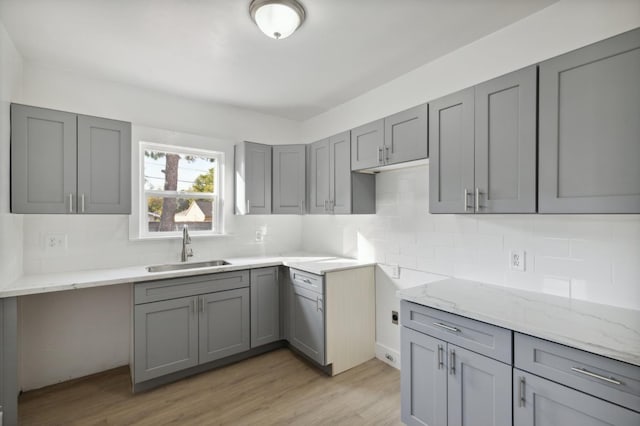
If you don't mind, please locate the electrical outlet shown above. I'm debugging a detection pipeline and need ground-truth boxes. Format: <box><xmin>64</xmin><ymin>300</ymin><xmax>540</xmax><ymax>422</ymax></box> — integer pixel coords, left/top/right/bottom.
<box><xmin>391</xmin><ymin>310</ymin><xmax>399</xmax><ymax>325</ymax></box>
<box><xmin>255</xmin><ymin>231</ymin><xmax>264</xmax><ymax>242</ymax></box>
<box><xmin>391</xmin><ymin>264</ymin><xmax>400</xmax><ymax>279</ymax></box>
<box><xmin>385</xmin><ymin>353</ymin><xmax>395</xmax><ymax>363</ymax></box>
<box><xmin>510</xmin><ymin>250</ymin><xmax>525</xmax><ymax>272</ymax></box>
<box><xmin>44</xmin><ymin>233</ymin><xmax>67</xmax><ymax>251</ymax></box>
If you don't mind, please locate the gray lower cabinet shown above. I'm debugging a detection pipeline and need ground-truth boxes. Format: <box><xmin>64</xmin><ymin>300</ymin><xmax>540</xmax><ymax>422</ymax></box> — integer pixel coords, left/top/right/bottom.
<box><xmin>11</xmin><ymin>103</ymin><xmax>131</xmax><ymax>214</ymax></box>
<box><xmin>401</xmin><ymin>319</ymin><xmax>511</xmax><ymax>426</ymax></box>
<box><xmin>0</xmin><ymin>298</ymin><xmax>17</xmax><ymax>426</ymax></box>
<box><xmin>539</xmin><ymin>28</ymin><xmax>640</xmax><ymax>213</ymax></box>
<box><xmin>250</xmin><ymin>267</ymin><xmax>280</xmax><ymax>348</ymax></box>
<box><xmin>289</xmin><ymin>273</ymin><xmax>325</xmax><ymax>366</ymax></box>
<box><xmin>309</xmin><ymin>132</ymin><xmax>375</xmax><ymax>215</ymax></box>
<box><xmin>272</xmin><ymin>145</ymin><xmax>306</xmax><ymax>214</ymax></box>
<box><xmin>199</xmin><ymin>288</ymin><xmax>250</xmax><ymax>363</ymax></box>
<box><xmin>514</xmin><ymin>370</ymin><xmax>640</xmax><ymax>426</ymax></box>
<box><xmin>235</xmin><ymin>141</ymin><xmax>272</xmax><ymax>215</ymax></box>
<box><xmin>429</xmin><ymin>66</ymin><xmax>537</xmax><ymax>214</ymax></box>
<box><xmin>134</xmin><ymin>296</ymin><xmax>199</xmax><ymax>383</ymax></box>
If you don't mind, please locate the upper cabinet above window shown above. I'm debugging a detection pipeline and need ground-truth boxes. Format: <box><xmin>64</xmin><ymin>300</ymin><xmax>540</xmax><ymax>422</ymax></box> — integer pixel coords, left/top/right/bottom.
<box><xmin>11</xmin><ymin>104</ymin><xmax>131</xmax><ymax>214</ymax></box>
<box><xmin>538</xmin><ymin>27</ymin><xmax>640</xmax><ymax>213</ymax></box>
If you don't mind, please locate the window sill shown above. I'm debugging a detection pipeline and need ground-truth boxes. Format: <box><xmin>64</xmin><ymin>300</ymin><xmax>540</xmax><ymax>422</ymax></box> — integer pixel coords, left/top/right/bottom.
<box><xmin>131</xmin><ymin>233</ymin><xmax>233</xmax><ymax>241</ymax></box>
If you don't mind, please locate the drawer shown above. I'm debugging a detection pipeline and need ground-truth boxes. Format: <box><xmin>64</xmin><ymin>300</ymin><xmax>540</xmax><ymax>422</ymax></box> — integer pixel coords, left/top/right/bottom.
<box><xmin>135</xmin><ymin>270</ymin><xmax>250</xmax><ymax>304</ymax></box>
<box><xmin>289</xmin><ymin>268</ymin><xmax>323</xmax><ymax>294</ymax></box>
<box><xmin>401</xmin><ymin>300</ymin><xmax>512</xmax><ymax>363</ymax></box>
<box><xmin>515</xmin><ymin>333</ymin><xmax>640</xmax><ymax>412</ymax></box>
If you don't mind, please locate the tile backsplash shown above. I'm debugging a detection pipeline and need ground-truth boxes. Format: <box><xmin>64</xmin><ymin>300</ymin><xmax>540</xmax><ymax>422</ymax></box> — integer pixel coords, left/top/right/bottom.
<box><xmin>302</xmin><ymin>165</ymin><xmax>640</xmax><ymax>310</ymax></box>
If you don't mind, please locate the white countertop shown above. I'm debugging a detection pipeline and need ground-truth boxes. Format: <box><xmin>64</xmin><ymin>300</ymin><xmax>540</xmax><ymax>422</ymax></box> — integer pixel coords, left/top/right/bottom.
<box><xmin>397</xmin><ymin>278</ymin><xmax>640</xmax><ymax>367</ymax></box>
<box><xmin>1</xmin><ymin>255</ymin><xmax>374</xmax><ymax>298</ymax></box>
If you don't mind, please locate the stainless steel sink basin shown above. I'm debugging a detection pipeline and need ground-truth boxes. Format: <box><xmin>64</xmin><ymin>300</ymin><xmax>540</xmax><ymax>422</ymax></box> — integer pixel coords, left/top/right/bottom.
<box><xmin>146</xmin><ymin>260</ymin><xmax>230</xmax><ymax>273</ymax></box>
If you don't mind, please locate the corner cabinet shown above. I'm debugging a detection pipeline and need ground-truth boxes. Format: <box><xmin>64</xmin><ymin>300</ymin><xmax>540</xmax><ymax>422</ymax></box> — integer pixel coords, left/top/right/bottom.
<box><xmin>309</xmin><ymin>132</ymin><xmax>375</xmax><ymax>214</ymax></box>
<box><xmin>11</xmin><ymin>104</ymin><xmax>131</xmax><ymax>214</ymax></box>
<box><xmin>539</xmin><ymin>27</ymin><xmax>640</xmax><ymax>213</ymax></box>
<box><xmin>351</xmin><ymin>104</ymin><xmax>428</xmax><ymax>171</ymax></box>
<box><xmin>429</xmin><ymin>66</ymin><xmax>537</xmax><ymax>214</ymax></box>
<box><xmin>272</xmin><ymin>145</ymin><xmax>306</xmax><ymax>214</ymax></box>
<box><xmin>235</xmin><ymin>141</ymin><xmax>272</xmax><ymax>215</ymax></box>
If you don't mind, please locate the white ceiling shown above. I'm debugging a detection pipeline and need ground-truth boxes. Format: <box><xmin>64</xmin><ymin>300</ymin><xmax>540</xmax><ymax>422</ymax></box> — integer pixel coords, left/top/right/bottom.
<box><xmin>0</xmin><ymin>0</ymin><xmax>556</xmax><ymax>120</ymax></box>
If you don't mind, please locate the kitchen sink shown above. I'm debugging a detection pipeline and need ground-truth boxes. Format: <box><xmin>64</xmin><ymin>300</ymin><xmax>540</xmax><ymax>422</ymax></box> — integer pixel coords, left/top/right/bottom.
<box><xmin>146</xmin><ymin>260</ymin><xmax>231</xmax><ymax>273</ymax></box>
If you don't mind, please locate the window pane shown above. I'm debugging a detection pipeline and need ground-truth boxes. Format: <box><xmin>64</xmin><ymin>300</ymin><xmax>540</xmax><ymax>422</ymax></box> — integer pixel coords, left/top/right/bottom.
<box><xmin>143</xmin><ymin>149</ymin><xmax>217</xmax><ymax>194</ymax></box>
<box><xmin>147</xmin><ymin>197</ymin><xmax>214</xmax><ymax>233</ymax></box>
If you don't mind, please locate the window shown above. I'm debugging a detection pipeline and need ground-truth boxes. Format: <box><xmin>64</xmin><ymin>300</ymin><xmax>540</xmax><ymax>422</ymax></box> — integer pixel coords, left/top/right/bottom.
<box><xmin>140</xmin><ymin>142</ymin><xmax>224</xmax><ymax>238</ymax></box>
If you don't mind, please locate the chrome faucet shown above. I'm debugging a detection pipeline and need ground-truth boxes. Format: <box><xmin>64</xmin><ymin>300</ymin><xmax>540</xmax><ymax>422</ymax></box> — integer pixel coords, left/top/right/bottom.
<box><xmin>181</xmin><ymin>225</ymin><xmax>193</xmax><ymax>262</ymax></box>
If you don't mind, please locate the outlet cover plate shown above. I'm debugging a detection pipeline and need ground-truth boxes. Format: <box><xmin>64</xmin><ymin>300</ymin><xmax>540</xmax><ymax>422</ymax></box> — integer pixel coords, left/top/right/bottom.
<box><xmin>510</xmin><ymin>250</ymin><xmax>525</xmax><ymax>272</ymax></box>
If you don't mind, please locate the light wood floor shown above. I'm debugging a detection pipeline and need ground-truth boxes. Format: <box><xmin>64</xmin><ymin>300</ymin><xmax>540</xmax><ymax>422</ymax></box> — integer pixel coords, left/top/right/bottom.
<box><xmin>19</xmin><ymin>349</ymin><xmax>402</xmax><ymax>425</ymax></box>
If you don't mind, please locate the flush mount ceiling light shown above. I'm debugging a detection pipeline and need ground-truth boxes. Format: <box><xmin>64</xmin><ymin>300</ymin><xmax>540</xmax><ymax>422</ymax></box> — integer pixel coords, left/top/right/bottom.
<box><xmin>249</xmin><ymin>0</ymin><xmax>306</xmax><ymax>40</ymax></box>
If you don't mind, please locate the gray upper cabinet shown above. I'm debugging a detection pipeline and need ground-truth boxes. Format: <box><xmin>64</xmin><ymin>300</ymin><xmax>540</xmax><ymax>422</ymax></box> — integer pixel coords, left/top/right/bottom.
<box><xmin>351</xmin><ymin>119</ymin><xmax>384</xmax><ymax>170</ymax></box>
<box><xmin>11</xmin><ymin>104</ymin><xmax>131</xmax><ymax>214</ymax></box>
<box><xmin>250</xmin><ymin>267</ymin><xmax>280</xmax><ymax>348</ymax></box>
<box><xmin>329</xmin><ymin>131</ymin><xmax>352</xmax><ymax>214</ymax></box>
<box><xmin>199</xmin><ymin>288</ymin><xmax>250</xmax><ymax>364</ymax></box>
<box><xmin>134</xmin><ymin>296</ymin><xmax>199</xmax><ymax>383</ymax></box>
<box><xmin>475</xmin><ymin>66</ymin><xmax>537</xmax><ymax>213</ymax></box>
<box><xmin>430</xmin><ymin>66</ymin><xmax>537</xmax><ymax>214</ymax></box>
<box><xmin>514</xmin><ymin>370</ymin><xmax>640</xmax><ymax>426</ymax></box>
<box><xmin>351</xmin><ymin>104</ymin><xmax>428</xmax><ymax>171</ymax></box>
<box><xmin>235</xmin><ymin>141</ymin><xmax>271</xmax><ymax>215</ymax></box>
<box><xmin>309</xmin><ymin>132</ymin><xmax>375</xmax><ymax>215</ymax></box>
<box><xmin>539</xmin><ymin>28</ymin><xmax>640</xmax><ymax>213</ymax></box>
<box><xmin>429</xmin><ymin>88</ymin><xmax>475</xmax><ymax>214</ymax></box>
<box><xmin>384</xmin><ymin>104</ymin><xmax>428</xmax><ymax>165</ymax></box>
<box><xmin>272</xmin><ymin>145</ymin><xmax>305</xmax><ymax>214</ymax></box>
<box><xmin>77</xmin><ymin>115</ymin><xmax>131</xmax><ymax>214</ymax></box>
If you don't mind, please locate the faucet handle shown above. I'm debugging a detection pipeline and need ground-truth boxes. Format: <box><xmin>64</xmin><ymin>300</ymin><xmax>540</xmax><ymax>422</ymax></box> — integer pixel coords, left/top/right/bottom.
<box><xmin>183</xmin><ymin>225</ymin><xmax>192</xmax><ymax>243</ymax></box>
<box><xmin>187</xmin><ymin>248</ymin><xmax>194</xmax><ymax>258</ymax></box>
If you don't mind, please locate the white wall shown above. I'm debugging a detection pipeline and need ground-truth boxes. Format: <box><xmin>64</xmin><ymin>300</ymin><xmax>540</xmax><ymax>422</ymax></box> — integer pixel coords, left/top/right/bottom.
<box><xmin>15</xmin><ymin>63</ymin><xmax>304</xmax><ymax>390</ymax></box>
<box><xmin>0</xmin><ymin>19</ymin><xmax>23</xmax><ymax>286</ymax></box>
<box><xmin>300</xmin><ymin>0</ymin><xmax>640</xmax><ymax>368</ymax></box>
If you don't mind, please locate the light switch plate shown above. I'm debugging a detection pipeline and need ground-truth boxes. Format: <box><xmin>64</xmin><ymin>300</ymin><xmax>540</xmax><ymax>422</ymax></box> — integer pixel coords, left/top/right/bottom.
<box><xmin>391</xmin><ymin>264</ymin><xmax>400</xmax><ymax>279</ymax></box>
<box><xmin>510</xmin><ymin>250</ymin><xmax>525</xmax><ymax>272</ymax></box>
<box><xmin>44</xmin><ymin>233</ymin><xmax>67</xmax><ymax>251</ymax></box>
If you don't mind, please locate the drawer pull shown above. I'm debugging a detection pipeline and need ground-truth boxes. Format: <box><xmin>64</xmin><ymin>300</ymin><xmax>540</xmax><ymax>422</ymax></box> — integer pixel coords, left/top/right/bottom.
<box><xmin>303</xmin><ymin>278</ymin><xmax>312</xmax><ymax>284</ymax></box>
<box><xmin>570</xmin><ymin>367</ymin><xmax>622</xmax><ymax>385</ymax></box>
<box><xmin>449</xmin><ymin>349</ymin><xmax>456</xmax><ymax>375</ymax></box>
<box><xmin>434</xmin><ymin>322</ymin><xmax>461</xmax><ymax>333</ymax></box>
<box><xmin>518</xmin><ymin>376</ymin><xmax>526</xmax><ymax>407</ymax></box>
<box><xmin>437</xmin><ymin>344</ymin><xmax>444</xmax><ymax>370</ymax></box>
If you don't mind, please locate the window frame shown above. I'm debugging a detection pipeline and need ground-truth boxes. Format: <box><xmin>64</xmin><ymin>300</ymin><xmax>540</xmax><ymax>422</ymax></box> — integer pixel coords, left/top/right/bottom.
<box><xmin>138</xmin><ymin>141</ymin><xmax>225</xmax><ymax>240</ymax></box>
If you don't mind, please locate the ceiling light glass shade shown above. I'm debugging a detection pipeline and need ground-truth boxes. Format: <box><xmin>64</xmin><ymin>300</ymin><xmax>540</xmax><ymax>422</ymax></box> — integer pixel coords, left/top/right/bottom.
<box><xmin>250</xmin><ymin>0</ymin><xmax>305</xmax><ymax>40</ymax></box>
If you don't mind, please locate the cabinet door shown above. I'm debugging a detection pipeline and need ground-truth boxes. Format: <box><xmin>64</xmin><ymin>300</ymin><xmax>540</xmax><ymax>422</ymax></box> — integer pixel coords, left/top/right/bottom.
<box><xmin>475</xmin><ymin>66</ymin><xmax>537</xmax><ymax>213</ymax></box>
<box><xmin>384</xmin><ymin>104</ymin><xmax>428</xmax><ymax>165</ymax></box>
<box><xmin>428</xmin><ymin>88</ymin><xmax>475</xmax><ymax>214</ymax></box>
<box><xmin>199</xmin><ymin>288</ymin><xmax>250</xmax><ymax>364</ymax></box>
<box><xmin>309</xmin><ymin>138</ymin><xmax>330</xmax><ymax>214</ymax></box>
<box><xmin>539</xmin><ymin>28</ymin><xmax>640</xmax><ymax>213</ymax></box>
<box><xmin>514</xmin><ymin>370</ymin><xmax>640</xmax><ymax>426</ymax></box>
<box><xmin>351</xmin><ymin>119</ymin><xmax>384</xmax><ymax>170</ymax></box>
<box><xmin>11</xmin><ymin>104</ymin><xmax>77</xmax><ymax>214</ymax></box>
<box><xmin>134</xmin><ymin>296</ymin><xmax>198</xmax><ymax>383</ymax></box>
<box><xmin>400</xmin><ymin>327</ymin><xmax>447</xmax><ymax>426</ymax></box>
<box><xmin>447</xmin><ymin>345</ymin><xmax>511</xmax><ymax>426</ymax></box>
<box><xmin>329</xmin><ymin>131</ymin><xmax>352</xmax><ymax>214</ymax></box>
<box><xmin>272</xmin><ymin>145</ymin><xmax>305</xmax><ymax>214</ymax></box>
<box><xmin>290</xmin><ymin>284</ymin><xmax>325</xmax><ymax>365</ymax></box>
<box><xmin>250</xmin><ymin>267</ymin><xmax>280</xmax><ymax>348</ymax></box>
<box><xmin>77</xmin><ymin>115</ymin><xmax>131</xmax><ymax>214</ymax></box>
<box><xmin>246</xmin><ymin>142</ymin><xmax>272</xmax><ymax>214</ymax></box>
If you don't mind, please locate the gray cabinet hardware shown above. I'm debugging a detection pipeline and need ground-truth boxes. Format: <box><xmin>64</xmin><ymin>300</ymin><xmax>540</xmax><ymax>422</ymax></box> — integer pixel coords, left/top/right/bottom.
<box><xmin>378</xmin><ymin>146</ymin><xmax>383</xmax><ymax>164</ymax></box>
<box><xmin>384</xmin><ymin>145</ymin><xmax>390</xmax><ymax>162</ymax></box>
<box><xmin>518</xmin><ymin>376</ymin><xmax>526</xmax><ymax>407</ymax></box>
<box><xmin>317</xmin><ymin>296</ymin><xmax>323</xmax><ymax>312</ymax></box>
<box><xmin>433</xmin><ymin>322</ymin><xmax>460</xmax><ymax>333</ymax></box>
<box><xmin>570</xmin><ymin>367</ymin><xmax>622</xmax><ymax>385</ymax></box>
<box><xmin>438</xmin><ymin>344</ymin><xmax>444</xmax><ymax>370</ymax></box>
<box><xmin>449</xmin><ymin>349</ymin><xmax>456</xmax><ymax>375</ymax></box>
<box><xmin>68</xmin><ymin>193</ymin><xmax>73</xmax><ymax>213</ymax></box>
<box><xmin>80</xmin><ymin>193</ymin><xmax>85</xmax><ymax>213</ymax></box>
<box><xmin>475</xmin><ymin>187</ymin><xmax>481</xmax><ymax>212</ymax></box>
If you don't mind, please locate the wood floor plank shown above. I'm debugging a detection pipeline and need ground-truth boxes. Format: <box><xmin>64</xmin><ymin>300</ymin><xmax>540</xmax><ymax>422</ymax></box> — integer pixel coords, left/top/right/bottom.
<box><xmin>19</xmin><ymin>349</ymin><xmax>401</xmax><ymax>425</ymax></box>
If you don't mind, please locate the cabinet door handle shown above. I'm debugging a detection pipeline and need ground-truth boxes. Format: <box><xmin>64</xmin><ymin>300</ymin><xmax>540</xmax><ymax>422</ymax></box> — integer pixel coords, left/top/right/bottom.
<box><xmin>464</xmin><ymin>189</ymin><xmax>472</xmax><ymax>212</ymax></box>
<box><xmin>68</xmin><ymin>193</ymin><xmax>74</xmax><ymax>213</ymax></box>
<box><xmin>570</xmin><ymin>367</ymin><xmax>622</xmax><ymax>385</ymax></box>
<box><xmin>449</xmin><ymin>349</ymin><xmax>456</xmax><ymax>375</ymax></box>
<box><xmin>437</xmin><ymin>344</ymin><xmax>444</xmax><ymax>370</ymax></box>
<box><xmin>81</xmin><ymin>193</ymin><xmax>85</xmax><ymax>213</ymax></box>
<box><xmin>317</xmin><ymin>296</ymin><xmax>323</xmax><ymax>312</ymax></box>
<box><xmin>475</xmin><ymin>187</ymin><xmax>481</xmax><ymax>212</ymax></box>
<box><xmin>384</xmin><ymin>145</ymin><xmax>390</xmax><ymax>162</ymax></box>
<box><xmin>518</xmin><ymin>376</ymin><xmax>526</xmax><ymax>407</ymax></box>
<box><xmin>378</xmin><ymin>146</ymin><xmax>383</xmax><ymax>164</ymax></box>
<box><xmin>246</xmin><ymin>199</ymin><xmax>251</xmax><ymax>214</ymax></box>
<box><xmin>433</xmin><ymin>322</ymin><xmax>461</xmax><ymax>333</ymax></box>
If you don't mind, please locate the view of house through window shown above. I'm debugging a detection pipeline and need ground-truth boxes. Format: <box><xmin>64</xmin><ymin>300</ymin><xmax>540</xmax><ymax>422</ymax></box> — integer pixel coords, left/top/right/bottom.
<box><xmin>141</xmin><ymin>143</ymin><xmax>223</xmax><ymax>236</ymax></box>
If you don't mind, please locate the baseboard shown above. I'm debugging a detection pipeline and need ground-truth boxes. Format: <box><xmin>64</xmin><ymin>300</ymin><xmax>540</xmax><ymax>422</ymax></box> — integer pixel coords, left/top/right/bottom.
<box><xmin>375</xmin><ymin>342</ymin><xmax>400</xmax><ymax>370</ymax></box>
